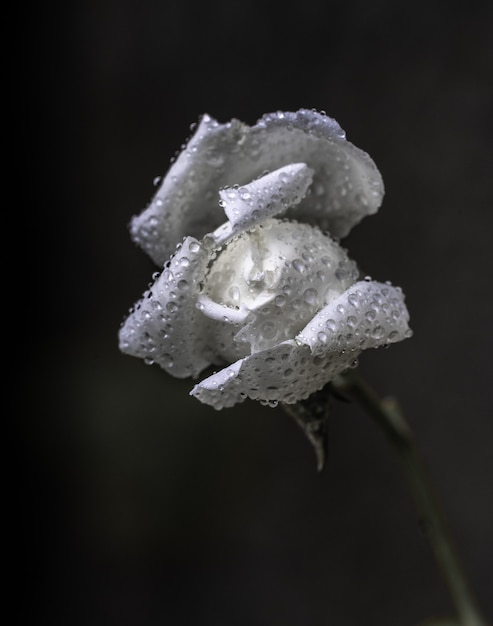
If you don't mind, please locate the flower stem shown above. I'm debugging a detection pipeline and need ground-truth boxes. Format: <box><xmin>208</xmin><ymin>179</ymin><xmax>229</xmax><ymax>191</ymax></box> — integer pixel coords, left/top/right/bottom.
<box><xmin>331</xmin><ymin>369</ymin><xmax>487</xmax><ymax>626</ymax></box>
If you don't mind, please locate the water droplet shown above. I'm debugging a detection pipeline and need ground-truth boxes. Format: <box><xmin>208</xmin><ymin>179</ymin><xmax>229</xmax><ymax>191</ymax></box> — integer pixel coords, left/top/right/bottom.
<box><xmin>347</xmin><ymin>315</ymin><xmax>357</xmax><ymax>328</ymax></box>
<box><xmin>163</xmin><ymin>353</ymin><xmax>174</xmax><ymax>368</ymax></box>
<box><xmin>261</xmin><ymin>321</ymin><xmax>276</xmax><ymax>339</ymax></box>
<box><xmin>335</xmin><ymin>268</ymin><xmax>347</xmax><ymax>281</ymax></box>
<box><xmin>348</xmin><ymin>294</ymin><xmax>360</xmax><ymax>308</ymax></box>
<box><xmin>371</xmin><ymin>325</ymin><xmax>385</xmax><ymax>340</ymax></box>
<box><xmin>239</xmin><ymin>188</ymin><xmax>252</xmax><ymax>201</ymax></box>
<box><xmin>326</xmin><ymin>319</ymin><xmax>337</xmax><ymax>332</ymax></box>
<box><xmin>303</xmin><ymin>288</ymin><xmax>318</xmax><ymax>305</ymax></box>
<box><xmin>228</xmin><ymin>286</ymin><xmax>241</xmax><ymax>303</ymax></box>
<box><xmin>292</xmin><ymin>258</ymin><xmax>306</xmax><ymax>273</ymax></box>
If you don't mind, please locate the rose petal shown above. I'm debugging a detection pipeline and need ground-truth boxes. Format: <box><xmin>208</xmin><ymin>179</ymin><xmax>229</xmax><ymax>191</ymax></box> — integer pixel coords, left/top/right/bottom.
<box><xmin>219</xmin><ymin>163</ymin><xmax>314</xmax><ymax>233</ymax></box>
<box><xmin>297</xmin><ymin>280</ymin><xmax>411</xmax><ymax>356</ymax></box>
<box><xmin>118</xmin><ymin>237</ymin><xmax>215</xmax><ymax>378</ymax></box>
<box><xmin>131</xmin><ymin>109</ymin><xmax>384</xmax><ymax>266</ymax></box>
<box><xmin>190</xmin><ymin>340</ymin><xmax>358</xmax><ymax>410</ymax></box>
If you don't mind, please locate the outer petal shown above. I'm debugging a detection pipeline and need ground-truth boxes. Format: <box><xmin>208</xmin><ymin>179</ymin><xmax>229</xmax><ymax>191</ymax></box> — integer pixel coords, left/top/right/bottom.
<box><xmin>118</xmin><ymin>237</ymin><xmax>215</xmax><ymax>378</ymax></box>
<box><xmin>190</xmin><ymin>340</ymin><xmax>358</xmax><ymax>410</ymax></box>
<box><xmin>297</xmin><ymin>280</ymin><xmax>411</xmax><ymax>356</ymax></box>
<box><xmin>131</xmin><ymin>109</ymin><xmax>384</xmax><ymax>266</ymax></box>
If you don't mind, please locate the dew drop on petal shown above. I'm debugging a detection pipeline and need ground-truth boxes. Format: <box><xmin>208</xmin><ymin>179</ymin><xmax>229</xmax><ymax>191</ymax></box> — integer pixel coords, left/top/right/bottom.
<box><xmin>371</xmin><ymin>325</ymin><xmax>385</xmax><ymax>340</ymax></box>
<box><xmin>228</xmin><ymin>286</ymin><xmax>241</xmax><ymax>303</ymax></box>
<box><xmin>163</xmin><ymin>353</ymin><xmax>174</xmax><ymax>368</ymax></box>
<box><xmin>303</xmin><ymin>288</ymin><xmax>318</xmax><ymax>305</ymax></box>
<box><xmin>347</xmin><ymin>315</ymin><xmax>357</xmax><ymax>328</ymax></box>
<box><xmin>326</xmin><ymin>319</ymin><xmax>337</xmax><ymax>332</ymax></box>
<box><xmin>261</xmin><ymin>321</ymin><xmax>277</xmax><ymax>339</ymax></box>
<box><xmin>292</xmin><ymin>258</ymin><xmax>306</xmax><ymax>273</ymax></box>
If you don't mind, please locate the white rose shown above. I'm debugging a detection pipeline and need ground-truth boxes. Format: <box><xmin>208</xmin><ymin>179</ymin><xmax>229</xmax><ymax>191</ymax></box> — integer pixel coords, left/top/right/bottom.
<box><xmin>119</xmin><ymin>110</ymin><xmax>411</xmax><ymax>409</ymax></box>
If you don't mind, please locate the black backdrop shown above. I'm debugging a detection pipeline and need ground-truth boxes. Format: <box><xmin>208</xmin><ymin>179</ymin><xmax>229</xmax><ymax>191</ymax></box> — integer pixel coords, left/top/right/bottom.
<box><xmin>24</xmin><ymin>1</ymin><xmax>493</xmax><ymax>624</ymax></box>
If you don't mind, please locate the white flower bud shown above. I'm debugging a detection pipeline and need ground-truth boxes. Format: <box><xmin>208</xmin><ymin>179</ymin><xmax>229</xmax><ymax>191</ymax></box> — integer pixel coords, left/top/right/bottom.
<box><xmin>119</xmin><ymin>110</ymin><xmax>411</xmax><ymax>409</ymax></box>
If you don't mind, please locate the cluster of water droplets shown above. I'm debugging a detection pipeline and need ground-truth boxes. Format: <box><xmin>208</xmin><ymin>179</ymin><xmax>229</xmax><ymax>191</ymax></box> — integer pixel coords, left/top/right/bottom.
<box><xmin>119</xmin><ymin>236</ymin><xmax>214</xmax><ymax>378</ymax></box>
<box><xmin>201</xmin><ymin>218</ymin><xmax>359</xmax><ymax>361</ymax></box>
<box><xmin>298</xmin><ymin>279</ymin><xmax>412</xmax><ymax>357</ymax></box>
<box><xmin>191</xmin><ymin>339</ymin><xmax>359</xmax><ymax>410</ymax></box>
<box><xmin>129</xmin><ymin>109</ymin><xmax>384</xmax><ymax>268</ymax></box>
<box><xmin>218</xmin><ymin>163</ymin><xmax>313</xmax><ymax>231</ymax></box>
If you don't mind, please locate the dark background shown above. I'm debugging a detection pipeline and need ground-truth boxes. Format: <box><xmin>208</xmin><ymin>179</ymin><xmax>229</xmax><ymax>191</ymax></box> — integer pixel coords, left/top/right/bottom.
<box><xmin>24</xmin><ymin>1</ymin><xmax>492</xmax><ymax>624</ymax></box>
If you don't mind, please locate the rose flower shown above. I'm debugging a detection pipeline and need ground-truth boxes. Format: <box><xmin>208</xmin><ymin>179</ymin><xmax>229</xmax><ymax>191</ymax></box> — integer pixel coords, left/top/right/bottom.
<box><xmin>119</xmin><ymin>109</ymin><xmax>411</xmax><ymax>409</ymax></box>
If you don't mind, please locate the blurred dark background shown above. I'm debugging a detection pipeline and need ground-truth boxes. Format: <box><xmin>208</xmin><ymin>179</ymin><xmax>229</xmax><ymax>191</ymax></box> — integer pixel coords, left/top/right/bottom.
<box><xmin>23</xmin><ymin>1</ymin><xmax>492</xmax><ymax>624</ymax></box>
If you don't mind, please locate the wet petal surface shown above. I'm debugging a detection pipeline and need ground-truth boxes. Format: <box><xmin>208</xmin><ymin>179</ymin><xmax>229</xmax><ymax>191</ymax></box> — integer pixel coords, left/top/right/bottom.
<box><xmin>118</xmin><ymin>237</ymin><xmax>215</xmax><ymax>378</ymax></box>
<box><xmin>297</xmin><ymin>280</ymin><xmax>411</xmax><ymax>356</ymax></box>
<box><xmin>190</xmin><ymin>340</ymin><xmax>358</xmax><ymax>410</ymax></box>
<box><xmin>219</xmin><ymin>163</ymin><xmax>314</xmax><ymax>233</ymax></box>
<box><xmin>131</xmin><ymin>110</ymin><xmax>384</xmax><ymax>266</ymax></box>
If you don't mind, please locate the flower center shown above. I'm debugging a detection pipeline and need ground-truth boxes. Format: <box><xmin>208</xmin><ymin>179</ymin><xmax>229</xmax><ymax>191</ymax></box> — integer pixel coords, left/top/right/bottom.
<box><xmin>201</xmin><ymin>218</ymin><xmax>359</xmax><ymax>360</ymax></box>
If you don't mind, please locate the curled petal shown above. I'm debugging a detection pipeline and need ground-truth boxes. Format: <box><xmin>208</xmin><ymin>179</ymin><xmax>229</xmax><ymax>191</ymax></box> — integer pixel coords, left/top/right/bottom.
<box><xmin>190</xmin><ymin>340</ymin><xmax>358</xmax><ymax>410</ymax></box>
<box><xmin>219</xmin><ymin>163</ymin><xmax>314</xmax><ymax>232</ymax></box>
<box><xmin>131</xmin><ymin>110</ymin><xmax>384</xmax><ymax>266</ymax></box>
<box><xmin>297</xmin><ymin>280</ymin><xmax>411</xmax><ymax>356</ymax></box>
<box><xmin>118</xmin><ymin>237</ymin><xmax>215</xmax><ymax>378</ymax></box>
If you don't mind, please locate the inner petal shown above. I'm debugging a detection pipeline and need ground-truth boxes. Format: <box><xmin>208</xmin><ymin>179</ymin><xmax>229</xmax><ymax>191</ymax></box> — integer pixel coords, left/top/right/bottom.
<box><xmin>201</xmin><ymin>218</ymin><xmax>360</xmax><ymax>360</ymax></box>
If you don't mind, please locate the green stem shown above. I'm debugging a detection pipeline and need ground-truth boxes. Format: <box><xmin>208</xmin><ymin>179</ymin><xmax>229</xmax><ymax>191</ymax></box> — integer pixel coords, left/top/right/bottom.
<box><xmin>331</xmin><ymin>369</ymin><xmax>487</xmax><ymax>626</ymax></box>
